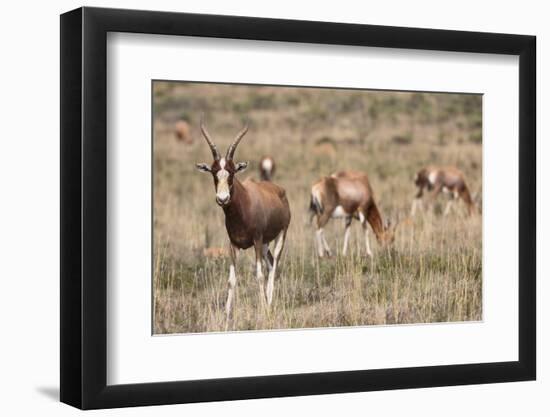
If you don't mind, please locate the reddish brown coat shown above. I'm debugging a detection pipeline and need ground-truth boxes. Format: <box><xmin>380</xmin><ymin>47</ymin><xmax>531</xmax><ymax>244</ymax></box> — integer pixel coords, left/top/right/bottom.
<box><xmin>174</xmin><ymin>120</ymin><xmax>193</xmax><ymax>144</ymax></box>
<box><xmin>413</xmin><ymin>165</ymin><xmax>477</xmax><ymax>216</ymax></box>
<box><xmin>196</xmin><ymin>117</ymin><xmax>291</xmax><ymax>315</ymax></box>
<box><xmin>222</xmin><ymin>175</ymin><xmax>290</xmax><ymax>250</ymax></box>
<box><xmin>310</xmin><ymin>170</ymin><xmax>396</xmax><ymax>257</ymax></box>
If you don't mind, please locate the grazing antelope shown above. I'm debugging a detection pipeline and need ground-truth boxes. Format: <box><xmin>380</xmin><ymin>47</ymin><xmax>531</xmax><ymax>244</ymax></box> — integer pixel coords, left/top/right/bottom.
<box><xmin>174</xmin><ymin>120</ymin><xmax>193</xmax><ymax>144</ymax></box>
<box><xmin>310</xmin><ymin>170</ymin><xmax>397</xmax><ymax>258</ymax></box>
<box><xmin>411</xmin><ymin>166</ymin><xmax>477</xmax><ymax>216</ymax></box>
<box><xmin>259</xmin><ymin>156</ymin><xmax>276</xmax><ymax>181</ymax></box>
<box><xmin>196</xmin><ymin>118</ymin><xmax>291</xmax><ymax>319</ymax></box>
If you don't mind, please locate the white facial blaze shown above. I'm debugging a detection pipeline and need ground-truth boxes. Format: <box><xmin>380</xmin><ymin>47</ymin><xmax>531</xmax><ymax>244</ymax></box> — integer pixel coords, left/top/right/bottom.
<box><xmin>216</xmin><ymin>158</ymin><xmax>230</xmax><ymax>202</ymax></box>
<box><xmin>428</xmin><ymin>171</ymin><xmax>438</xmax><ymax>185</ymax></box>
<box><xmin>261</xmin><ymin>158</ymin><xmax>273</xmax><ymax>172</ymax></box>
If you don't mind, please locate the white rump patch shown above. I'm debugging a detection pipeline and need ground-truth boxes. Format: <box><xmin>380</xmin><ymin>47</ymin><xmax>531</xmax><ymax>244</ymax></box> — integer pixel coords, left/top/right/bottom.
<box><xmin>331</xmin><ymin>205</ymin><xmax>347</xmax><ymax>218</ymax></box>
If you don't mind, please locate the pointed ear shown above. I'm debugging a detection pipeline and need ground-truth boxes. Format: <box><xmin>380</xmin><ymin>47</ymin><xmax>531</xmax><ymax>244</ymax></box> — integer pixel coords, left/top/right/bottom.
<box><xmin>196</xmin><ymin>163</ymin><xmax>211</xmax><ymax>173</ymax></box>
<box><xmin>235</xmin><ymin>161</ymin><xmax>248</xmax><ymax>173</ymax></box>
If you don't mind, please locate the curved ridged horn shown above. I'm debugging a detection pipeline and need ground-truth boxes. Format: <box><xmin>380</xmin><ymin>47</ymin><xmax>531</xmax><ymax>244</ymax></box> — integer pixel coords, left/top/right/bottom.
<box><xmin>226</xmin><ymin>122</ymin><xmax>249</xmax><ymax>160</ymax></box>
<box><xmin>200</xmin><ymin>115</ymin><xmax>220</xmax><ymax>160</ymax></box>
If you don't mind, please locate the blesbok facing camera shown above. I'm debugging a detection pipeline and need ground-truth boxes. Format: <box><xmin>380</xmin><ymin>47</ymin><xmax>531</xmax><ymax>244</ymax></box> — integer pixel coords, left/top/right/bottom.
<box><xmin>259</xmin><ymin>155</ymin><xmax>276</xmax><ymax>181</ymax></box>
<box><xmin>310</xmin><ymin>170</ymin><xmax>398</xmax><ymax>258</ymax></box>
<box><xmin>196</xmin><ymin>117</ymin><xmax>291</xmax><ymax>320</ymax></box>
<box><xmin>411</xmin><ymin>166</ymin><xmax>478</xmax><ymax>216</ymax></box>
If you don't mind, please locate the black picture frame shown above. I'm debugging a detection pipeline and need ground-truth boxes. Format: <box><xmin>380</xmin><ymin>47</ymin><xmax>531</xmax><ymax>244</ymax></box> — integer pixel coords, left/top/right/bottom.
<box><xmin>60</xmin><ymin>6</ymin><xmax>536</xmax><ymax>410</ymax></box>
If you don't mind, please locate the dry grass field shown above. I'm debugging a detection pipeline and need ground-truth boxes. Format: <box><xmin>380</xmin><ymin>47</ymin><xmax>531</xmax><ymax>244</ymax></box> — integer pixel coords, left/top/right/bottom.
<box><xmin>153</xmin><ymin>81</ymin><xmax>482</xmax><ymax>334</ymax></box>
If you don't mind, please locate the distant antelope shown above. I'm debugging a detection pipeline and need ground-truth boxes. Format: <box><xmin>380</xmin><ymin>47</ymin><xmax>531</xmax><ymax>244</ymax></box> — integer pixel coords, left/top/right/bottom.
<box><xmin>310</xmin><ymin>170</ymin><xmax>397</xmax><ymax>258</ymax></box>
<box><xmin>202</xmin><ymin>247</ymin><xmax>229</xmax><ymax>259</ymax></box>
<box><xmin>259</xmin><ymin>156</ymin><xmax>276</xmax><ymax>181</ymax></box>
<box><xmin>411</xmin><ymin>166</ymin><xmax>477</xmax><ymax>216</ymax></box>
<box><xmin>196</xmin><ymin>117</ymin><xmax>291</xmax><ymax>319</ymax></box>
<box><xmin>174</xmin><ymin>120</ymin><xmax>193</xmax><ymax>144</ymax></box>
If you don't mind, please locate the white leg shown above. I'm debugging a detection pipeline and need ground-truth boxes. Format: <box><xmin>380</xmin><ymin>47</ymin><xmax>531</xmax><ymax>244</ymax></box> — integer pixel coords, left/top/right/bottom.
<box><xmin>255</xmin><ymin>255</ymin><xmax>267</xmax><ymax>308</ymax></box>
<box><xmin>315</xmin><ymin>228</ymin><xmax>325</xmax><ymax>257</ymax></box>
<box><xmin>444</xmin><ymin>200</ymin><xmax>454</xmax><ymax>216</ymax></box>
<box><xmin>412</xmin><ymin>197</ymin><xmax>425</xmax><ymax>216</ymax></box>
<box><xmin>359</xmin><ymin>212</ymin><xmax>373</xmax><ymax>257</ymax></box>
<box><xmin>262</xmin><ymin>244</ymin><xmax>273</xmax><ymax>273</ymax></box>
<box><xmin>256</xmin><ymin>258</ymin><xmax>264</xmax><ymax>285</ymax></box>
<box><xmin>342</xmin><ymin>218</ymin><xmax>352</xmax><ymax>255</ymax></box>
<box><xmin>225</xmin><ymin>245</ymin><xmax>238</xmax><ymax>321</ymax></box>
<box><xmin>321</xmin><ymin>230</ymin><xmax>332</xmax><ymax>257</ymax></box>
<box><xmin>365</xmin><ymin>227</ymin><xmax>373</xmax><ymax>257</ymax></box>
<box><xmin>266</xmin><ymin>230</ymin><xmax>286</xmax><ymax>306</ymax></box>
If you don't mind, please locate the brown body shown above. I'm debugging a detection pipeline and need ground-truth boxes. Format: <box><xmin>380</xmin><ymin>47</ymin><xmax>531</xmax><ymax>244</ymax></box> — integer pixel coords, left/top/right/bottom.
<box><xmin>174</xmin><ymin>120</ymin><xmax>193</xmax><ymax>144</ymax></box>
<box><xmin>310</xmin><ymin>170</ymin><xmax>396</xmax><ymax>257</ymax></box>
<box><xmin>412</xmin><ymin>166</ymin><xmax>477</xmax><ymax>216</ymax></box>
<box><xmin>196</xmin><ymin>117</ymin><xmax>291</xmax><ymax>321</ymax></box>
<box><xmin>259</xmin><ymin>156</ymin><xmax>276</xmax><ymax>181</ymax></box>
<box><xmin>222</xmin><ymin>176</ymin><xmax>290</xmax><ymax>250</ymax></box>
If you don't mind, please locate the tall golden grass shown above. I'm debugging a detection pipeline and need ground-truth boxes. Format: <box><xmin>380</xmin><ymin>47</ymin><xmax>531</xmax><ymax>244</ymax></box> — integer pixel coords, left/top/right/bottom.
<box><xmin>153</xmin><ymin>82</ymin><xmax>482</xmax><ymax>334</ymax></box>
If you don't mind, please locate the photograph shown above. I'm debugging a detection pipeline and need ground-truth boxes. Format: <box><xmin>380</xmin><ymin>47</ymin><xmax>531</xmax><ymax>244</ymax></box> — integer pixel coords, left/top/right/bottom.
<box><xmin>152</xmin><ymin>81</ymin><xmax>483</xmax><ymax>334</ymax></box>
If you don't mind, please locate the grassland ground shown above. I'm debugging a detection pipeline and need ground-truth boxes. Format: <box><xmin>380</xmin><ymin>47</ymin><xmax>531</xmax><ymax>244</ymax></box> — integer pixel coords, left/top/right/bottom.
<box><xmin>153</xmin><ymin>82</ymin><xmax>482</xmax><ymax>334</ymax></box>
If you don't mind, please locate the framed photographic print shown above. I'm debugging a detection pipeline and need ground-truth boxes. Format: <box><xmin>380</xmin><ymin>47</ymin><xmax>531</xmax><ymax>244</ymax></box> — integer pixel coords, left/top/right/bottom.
<box><xmin>60</xmin><ymin>6</ymin><xmax>536</xmax><ymax>409</ymax></box>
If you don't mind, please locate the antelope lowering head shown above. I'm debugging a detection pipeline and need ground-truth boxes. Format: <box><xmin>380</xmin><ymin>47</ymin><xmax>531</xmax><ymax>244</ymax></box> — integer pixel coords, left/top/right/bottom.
<box><xmin>379</xmin><ymin>218</ymin><xmax>399</xmax><ymax>245</ymax></box>
<box><xmin>195</xmin><ymin>116</ymin><xmax>249</xmax><ymax>207</ymax></box>
<box><xmin>310</xmin><ymin>171</ymin><xmax>399</xmax><ymax>258</ymax></box>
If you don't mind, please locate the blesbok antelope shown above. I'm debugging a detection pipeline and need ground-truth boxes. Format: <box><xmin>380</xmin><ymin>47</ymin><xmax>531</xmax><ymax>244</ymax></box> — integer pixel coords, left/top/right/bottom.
<box><xmin>310</xmin><ymin>170</ymin><xmax>397</xmax><ymax>258</ymax></box>
<box><xmin>196</xmin><ymin>118</ymin><xmax>291</xmax><ymax>319</ymax></box>
<box><xmin>259</xmin><ymin>155</ymin><xmax>276</xmax><ymax>181</ymax></box>
<box><xmin>174</xmin><ymin>120</ymin><xmax>193</xmax><ymax>144</ymax></box>
<box><xmin>411</xmin><ymin>166</ymin><xmax>477</xmax><ymax>216</ymax></box>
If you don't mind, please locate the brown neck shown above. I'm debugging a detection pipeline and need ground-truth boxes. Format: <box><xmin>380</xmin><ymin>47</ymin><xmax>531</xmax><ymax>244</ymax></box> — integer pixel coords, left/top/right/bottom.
<box><xmin>367</xmin><ymin>203</ymin><xmax>385</xmax><ymax>242</ymax></box>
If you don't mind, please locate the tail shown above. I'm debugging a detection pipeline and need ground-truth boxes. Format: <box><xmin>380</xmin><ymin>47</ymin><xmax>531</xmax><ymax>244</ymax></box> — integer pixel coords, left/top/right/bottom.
<box><xmin>309</xmin><ymin>192</ymin><xmax>323</xmax><ymax>215</ymax></box>
<box><xmin>309</xmin><ymin>191</ymin><xmax>323</xmax><ymax>224</ymax></box>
